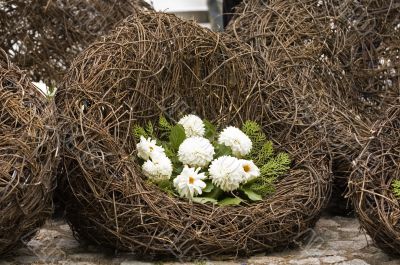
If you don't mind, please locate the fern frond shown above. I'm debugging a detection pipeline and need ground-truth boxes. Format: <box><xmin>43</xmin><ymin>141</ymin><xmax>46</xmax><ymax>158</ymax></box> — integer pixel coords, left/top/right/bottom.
<box><xmin>159</xmin><ymin>115</ymin><xmax>173</xmax><ymax>132</ymax></box>
<box><xmin>242</xmin><ymin>120</ymin><xmax>267</xmax><ymax>157</ymax></box>
<box><xmin>145</xmin><ymin>121</ymin><xmax>154</xmax><ymax>136</ymax></box>
<box><xmin>242</xmin><ymin>121</ymin><xmax>266</xmax><ymax>146</ymax></box>
<box><xmin>260</xmin><ymin>153</ymin><xmax>291</xmax><ymax>178</ymax></box>
<box><xmin>248</xmin><ymin>176</ymin><xmax>276</xmax><ymax>197</ymax></box>
<box><xmin>253</xmin><ymin>141</ymin><xmax>274</xmax><ymax>167</ymax></box>
<box><xmin>242</xmin><ymin>120</ymin><xmax>261</xmax><ymax>136</ymax></box>
<box><xmin>133</xmin><ymin>125</ymin><xmax>147</xmax><ymax>141</ymax></box>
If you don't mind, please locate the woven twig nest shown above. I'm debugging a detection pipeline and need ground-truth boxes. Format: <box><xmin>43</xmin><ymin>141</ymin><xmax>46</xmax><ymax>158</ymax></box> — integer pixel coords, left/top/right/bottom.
<box><xmin>340</xmin><ymin>0</ymin><xmax>399</xmax><ymax>118</ymax></box>
<box><xmin>0</xmin><ymin>0</ymin><xmax>152</xmax><ymax>86</ymax></box>
<box><xmin>225</xmin><ymin>0</ymin><xmax>389</xmax><ymax>214</ymax></box>
<box><xmin>227</xmin><ymin>0</ymin><xmax>399</xmax><ymax>117</ymax></box>
<box><xmin>55</xmin><ymin>11</ymin><xmax>331</xmax><ymax>259</ymax></box>
<box><xmin>0</xmin><ymin>51</ymin><xmax>58</xmax><ymax>255</ymax></box>
<box><xmin>348</xmin><ymin>107</ymin><xmax>400</xmax><ymax>255</ymax></box>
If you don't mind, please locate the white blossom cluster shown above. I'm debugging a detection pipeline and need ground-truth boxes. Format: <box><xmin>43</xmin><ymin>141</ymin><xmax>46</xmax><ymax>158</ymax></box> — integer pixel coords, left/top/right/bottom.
<box><xmin>137</xmin><ymin>136</ymin><xmax>173</xmax><ymax>181</ymax></box>
<box><xmin>137</xmin><ymin>114</ymin><xmax>261</xmax><ymax>200</ymax></box>
<box><xmin>175</xmin><ymin>115</ymin><xmax>259</xmax><ymax>199</ymax></box>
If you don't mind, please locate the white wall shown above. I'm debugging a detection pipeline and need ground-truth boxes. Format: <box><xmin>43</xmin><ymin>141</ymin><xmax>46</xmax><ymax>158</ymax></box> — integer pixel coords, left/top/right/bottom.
<box><xmin>145</xmin><ymin>0</ymin><xmax>211</xmax><ymax>27</ymax></box>
<box><xmin>150</xmin><ymin>0</ymin><xmax>208</xmax><ymax>12</ymax></box>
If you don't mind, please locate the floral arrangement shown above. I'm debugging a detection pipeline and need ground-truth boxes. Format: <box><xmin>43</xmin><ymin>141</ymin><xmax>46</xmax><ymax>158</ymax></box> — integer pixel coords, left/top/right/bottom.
<box><xmin>133</xmin><ymin>115</ymin><xmax>291</xmax><ymax>205</ymax></box>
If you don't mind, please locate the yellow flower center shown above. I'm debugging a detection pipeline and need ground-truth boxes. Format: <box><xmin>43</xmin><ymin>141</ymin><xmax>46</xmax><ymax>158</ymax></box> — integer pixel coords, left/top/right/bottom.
<box><xmin>149</xmin><ymin>146</ymin><xmax>154</xmax><ymax>151</ymax></box>
<box><xmin>243</xmin><ymin>164</ymin><xmax>251</xmax><ymax>173</ymax></box>
<box><xmin>189</xmin><ymin>176</ymin><xmax>195</xmax><ymax>184</ymax></box>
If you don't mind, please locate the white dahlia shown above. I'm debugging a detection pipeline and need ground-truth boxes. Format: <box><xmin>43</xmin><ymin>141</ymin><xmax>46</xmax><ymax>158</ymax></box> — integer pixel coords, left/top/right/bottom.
<box><xmin>178</xmin><ymin>137</ymin><xmax>215</xmax><ymax>168</ymax></box>
<box><xmin>240</xmin><ymin>160</ymin><xmax>260</xmax><ymax>182</ymax></box>
<box><xmin>142</xmin><ymin>153</ymin><xmax>173</xmax><ymax>181</ymax></box>
<box><xmin>137</xmin><ymin>136</ymin><xmax>165</xmax><ymax>160</ymax></box>
<box><xmin>178</xmin><ymin>114</ymin><xmax>205</xmax><ymax>137</ymax></box>
<box><xmin>173</xmin><ymin>166</ymin><xmax>207</xmax><ymax>200</ymax></box>
<box><xmin>208</xmin><ymin>156</ymin><xmax>244</xmax><ymax>192</ymax></box>
<box><xmin>218</xmin><ymin>126</ymin><xmax>252</xmax><ymax>157</ymax></box>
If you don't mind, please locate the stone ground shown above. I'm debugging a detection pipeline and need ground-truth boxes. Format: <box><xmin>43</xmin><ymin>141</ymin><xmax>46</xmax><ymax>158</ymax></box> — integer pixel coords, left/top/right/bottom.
<box><xmin>1</xmin><ymin>213</ymin><xmax>399</xmax><ymax>265</ymax></box>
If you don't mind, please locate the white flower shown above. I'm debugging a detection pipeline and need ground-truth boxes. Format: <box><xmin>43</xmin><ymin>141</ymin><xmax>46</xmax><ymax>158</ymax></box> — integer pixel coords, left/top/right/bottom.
<box><xmin>240</xmin><ymin>160</ymin><xmax>260</xmax><ymax>182</ymax></box>
<box><xmin>142</xmin><ymin>153</ymin><xmax>173</xmax><ymax>181</ymax></box>
<box><xmin>208</xmin><ymin>156</ymin><xmax>244</xmax><ymax>192</ymax></box>
<box><xmin>178</xmin><ymin>137</ymin><xmax>215</xmax><ymax>167</ymax></box>
<box><xmin>218</xmin><ymin>126</ymin><xmax>252</xmax><ymax>157</ymax></box>
<box><xmin>137</xmin><ymin>136</ymin><xmax>165</xmax><ymax>160</ymax></box>
<box><xmin>178</xmin><ymin>114</ymin><xmax>205</xmax><ymax>137</ymax></box>
<box><xmin>173</xmin><ymin>166</ymin><xmax>207</xmax><ymax>200</ymax></box>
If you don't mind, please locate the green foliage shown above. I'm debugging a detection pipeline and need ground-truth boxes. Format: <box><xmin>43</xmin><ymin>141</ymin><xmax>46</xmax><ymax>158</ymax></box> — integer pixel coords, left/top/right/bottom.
<box><xmin>161</xmin><ymin>142</ymin><xmax>180</xmax><ymax>165</ymax></box>
<box><xmin>214</xmin><ymin>144</ymin><xmax>232</xmax><ymax>157</ymax></box>
<box><xmin>242</xmin><ymin>120</ymin><xmax>266</xmax><ymax>156</ymax></box>
<box><xmin>246</xmin><ymin>176</ymin><xmax>276</xmax><ymax>197</ymax></box>
<box><xmin>159</xmin><ymin>116</ymin><xmax>173</xmax><ymax>132</ymax></box>
<box><xmin>218</xmin><ymin>197</ymin><xmax>242</xmax><ymax>206</ymax></box>
<box><xmin>156</xmin><ymin>179</ymin><xmax>175</xmax><ymax>196</ymax></box>
<box><xmin>392</xmin><ymin>180</ymin><xmax>400</xmax><ymax>198</ymax></box>
<box><xmin>132</xmin><ymin>125</ymin><xmax>148</xmax><ymax>141</ymax></box>
<box><xmin>169</xmin><ymin>124</ymin><xmax>186</xmax><ymax>150</ymax></box>
<box><xmin>133</xmin><ymin>120</ymin><xmax>156</xmax><ymax>141</ymax></box>
<box><xmin>240</xmin><ymin>187</ymin><xmax>263</xmax><ymax>201</ymax></box>
<box><xmin>203</xmin><ymin>181</ymin><xmax>214</xmax><ymax>193</ymax></box>
<box><xmin>145</xmin><ymin>121</ymin><xmax>154</xmax><ymax>136</ymax></box>
<box><xmin>204</xmin><ymin>119</ymin><xmax>217</xmax><ymax>139</ymax></box>
<box><xmin>253</xmin><ymin>141</ymin><xmax>274</xmax><ymax>167</ymax></box>
<box><xmin>203</xmin><ymin>186</ymin><xmax>223</xmax><ymax>200</ymax></box>
<box><xmin>260</xmin><ymin>153</ymin><xmax>291</xmax><ymax>178</ymax></box>
<box><xmin>244</xmin><ymin>152</ymin><xmax>290</xmax><ymax>197</ymax></box>
<box><xmin>240</xmin><ymin>120</ymin><xmax>291</xmax><ymax>198</ymax></box>
<box><xmin>192</xmin><ymin>197</ymin><xmax>217</xmax><ymax>204</ymax></box>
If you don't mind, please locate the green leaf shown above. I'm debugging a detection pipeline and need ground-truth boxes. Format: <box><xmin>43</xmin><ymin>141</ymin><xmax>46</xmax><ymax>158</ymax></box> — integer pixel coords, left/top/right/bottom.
<box><xmin>173</xmin><ymin>166</ymin><xmax>183</xmax><ymax>175</ymax></box>
<box><xmin>215</xmin><ymin>144</ymin><xmax>232</xmax><ymax>157</ymax></box>
<box><xmin>240</xmin><ymin>187</ymin><xmax>263</xmax><ymax>201</ymax></box>
<box><xmin>192</xmin><ymin>197</ymin><xmax>218</xmax><ymax>204</ymax></box>
<box><xmin>204</xmin><ymin>119</ymin><xmax>217</xmax><ymax>139</ymax></box>
<box><xmin>203</xmin><ymin>181</ymin><xmax>214</xmax><ymax>193</ymax></box>
<box><xmin>218</xmin><ymin>197</ymin><xmax>242</xmax><ymax>206</ymax></box>
<box><xmin>204</xmin><ymin>186</ymin><xmax>223</xmax><ymax>200</ymax></box>
<box><xmin>169</xmin><ymin>124</ymin><xmax>186</xmax><ymax>150</ymax></box>
<box><xmin>155</xmin><ymin>179</ymin><xmax>175</xmax><ymax>195</ymax></box>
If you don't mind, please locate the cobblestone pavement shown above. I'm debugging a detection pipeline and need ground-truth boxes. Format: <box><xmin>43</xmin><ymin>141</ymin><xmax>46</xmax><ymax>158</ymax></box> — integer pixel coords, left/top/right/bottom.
<box><xmin>1</xmin><ymin>213</ymin><xmax>399</xmax><ymax>265</ymax></box>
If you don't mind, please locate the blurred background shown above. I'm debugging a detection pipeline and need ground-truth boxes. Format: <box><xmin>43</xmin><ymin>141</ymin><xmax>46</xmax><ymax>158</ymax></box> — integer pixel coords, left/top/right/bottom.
<box><xmin>146</xmin><ymin>0</ymin><xmax>223</xmax><ymax>30</ymax></box>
